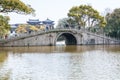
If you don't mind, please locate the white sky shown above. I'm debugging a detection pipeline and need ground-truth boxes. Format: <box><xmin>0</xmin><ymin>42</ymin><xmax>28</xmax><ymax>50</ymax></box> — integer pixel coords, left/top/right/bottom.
<box><xmin>6</xmin><ymin>0</ymin><xmax>120</xmax><ymax>26</ymax></box>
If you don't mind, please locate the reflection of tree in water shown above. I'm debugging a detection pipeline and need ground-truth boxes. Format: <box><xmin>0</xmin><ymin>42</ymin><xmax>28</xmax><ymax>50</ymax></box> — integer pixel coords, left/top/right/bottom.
<box><xmin>0</xmin><ymin>52</ymin><xmax>8</xmax><ymax>63</ymax></box>
<box><xmin>0</xmin><ymin>47</ymin><xmax>56</xmax><ymax>53</ymax></box>
<box><xmin>0</xmin><ymin>52</ymin><xmax>11</xmax><ymax>80</ymax></box>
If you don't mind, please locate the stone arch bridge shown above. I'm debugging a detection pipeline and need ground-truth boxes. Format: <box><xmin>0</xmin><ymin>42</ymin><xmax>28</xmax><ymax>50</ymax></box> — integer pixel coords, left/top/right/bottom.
<box><xmin>0</xmin><ymin>29</ymin><xmax>120</xmax><ymax>47</ymax></box>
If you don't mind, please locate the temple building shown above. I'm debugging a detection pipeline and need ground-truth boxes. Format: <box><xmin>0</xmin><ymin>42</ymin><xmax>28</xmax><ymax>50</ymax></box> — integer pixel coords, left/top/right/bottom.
<box><xmin>27</xmin><ymin>19</ymin><xmax>41</xmax><ymax>25</ymax></box>
<box><xmin>27</xmin><ymin>18</ymin><xmax>54</xmax><ymax>30</ymax></box>
<box><xmin>10</xmin><ymin>18</ymin><xmax>55</xmax><ymax>34</ymax></box>
<box><xmin>42</xmin><ymin>18</ymin><xmax>54</xmax><ymax>30</ymax></box>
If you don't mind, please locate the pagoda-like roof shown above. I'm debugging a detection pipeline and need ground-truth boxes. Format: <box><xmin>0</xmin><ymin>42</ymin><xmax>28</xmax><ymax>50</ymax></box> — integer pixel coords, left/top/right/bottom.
<box><xmin>42</xmin><ymin>18</ymin><xmax>54</xmax><ymax>24</ymax></box>
<box><xmin>27</xmin><ymin>19</ymin><xmax>41</xmax><ymax>25</ymax></box>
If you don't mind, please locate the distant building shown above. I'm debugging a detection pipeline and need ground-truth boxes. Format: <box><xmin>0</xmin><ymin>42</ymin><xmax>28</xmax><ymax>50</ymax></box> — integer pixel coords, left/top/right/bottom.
<box><xmin>10</xmin><ymin>24</ymin><xmax>21</xmax><ymax>33</ymax></box>
<box><xmin>27</xmin><ymin>19</ymin><xmax>41</xmax><ymax>25</ymax></box>
<box><xmin>42</xmin><ymin>18</ymin><xmax>54</xmax><ymax>30</ymax></box>
<box><xmin>27</xmin><ymin>18</ymin><xmax>54</xmax><ymax>30</ymax></box>
<box><xmin>10</xmin><ymin>18</ymin><xmax>55</xmax><ymax>34</ymax></box>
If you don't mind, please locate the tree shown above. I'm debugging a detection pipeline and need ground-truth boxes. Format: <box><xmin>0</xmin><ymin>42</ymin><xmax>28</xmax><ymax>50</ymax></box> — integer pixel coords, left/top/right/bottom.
<box><xmin>56</xmin><ymin>18</ymin><xmax>69</xmax><ymax>29</ymax></box>
<box><xmin>29</xmin><ymin>26</ymin><xmax>39</xmax><ymax>31</ymax></box>
<box><xmin>104</xmin><ymin>8</ymin><xmax>120</xmax><ymax>39</ymax></box>
<box><xmin>0</xmin><ymin>15</ymin><xmax>10</xmax><ymax>37</ymax></box>
<box><xmin>15</xmin><ymin>24</ymin><xmax>27</xmax><ymax>33</ymax></box>
<box><xmin>56</xmin><ymin>18</ymin><xmax>79</xmax><ymax>29</ymax></box>
<box><xmin>68</xmin><ymin>5</ymin><xmax>106</xmax><ymax>29</ymax></box>
<box><xmin>0</xmin><ymin>0</ymin><xmax>34</xmax><ymax>38</ymax></box>
<box><xmin>0</xmin><ymin>0</ymin><xmax>34</xmax><ymax>14</ymax></box>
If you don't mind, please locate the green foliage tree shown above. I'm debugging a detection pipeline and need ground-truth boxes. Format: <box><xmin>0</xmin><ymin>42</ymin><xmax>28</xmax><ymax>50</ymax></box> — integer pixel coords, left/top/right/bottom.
<box><xmin>56</xmin><ymin>18</ymin><xmax>70</xmax><ymax>29</ymax></box>
<box><xmin>104</xmin><ymin>8</ymin><xmax>120</xmax><ymax>39</ymax></box>
<box><xmin>68</xmin><ymin>5</ymin><xmax>106</xmax><ymax>29</ymax></box>
<box><xmin>29</xmin><ymin>25</ymin><xmax>39</xmax><ymax>31</ymax></box>
<box><xmin>56</xmin><ymin>18</ymin><xmax>79</xmax><ymax>29</ymax></box>
<box><xmin>0</xmin><ymin>0</ymin><xmax>34</xmax><ymax>38</ymax></box>
<box><xmin>15</xmin><ymin>24</ymin><xmax>27</xmax><ymax>33</ymax></box>
<box><xmin>0</xmin><ymin>15</ymin><xmax>10</xmax><ymax>37</ymax></box>
<box><xmin>0</xmin><ymin>0</ymin><xmax>34</xmax><ymax>14</ymax></box>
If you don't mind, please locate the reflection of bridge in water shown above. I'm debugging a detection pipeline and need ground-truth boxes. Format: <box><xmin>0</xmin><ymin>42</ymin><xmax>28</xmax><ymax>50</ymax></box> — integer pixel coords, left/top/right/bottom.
<box><xmin>0</xmin><ymin>29</ymin><xmax>120</xmax><ymax>47</ymax></box>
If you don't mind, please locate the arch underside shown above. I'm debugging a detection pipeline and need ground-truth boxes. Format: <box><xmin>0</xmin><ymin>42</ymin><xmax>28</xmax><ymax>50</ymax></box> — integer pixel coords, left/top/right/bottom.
<box><xmin>56</xmin><ymin>33</ymin><xmax>77</xmax><ymax>45</ymax></box>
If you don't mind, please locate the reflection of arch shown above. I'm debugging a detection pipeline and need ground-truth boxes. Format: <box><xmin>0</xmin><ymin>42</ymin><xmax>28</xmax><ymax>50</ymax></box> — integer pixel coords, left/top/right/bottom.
<box><xmin>55</xmin><ymin>32</ymin><xmax>77</xmax><ymax>45</ymax></box>
<box><xmin>64</xmin><ymin>45</ymin><xmax>77</xmax><ymax>52</ymax></box>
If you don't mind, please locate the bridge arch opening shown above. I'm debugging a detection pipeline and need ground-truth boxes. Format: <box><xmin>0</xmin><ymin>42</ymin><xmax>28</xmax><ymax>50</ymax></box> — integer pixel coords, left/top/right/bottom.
<box><xmin>56</xmin><ymin>33</ymin><xmax>77</xmax><ymax>45</ymax></box>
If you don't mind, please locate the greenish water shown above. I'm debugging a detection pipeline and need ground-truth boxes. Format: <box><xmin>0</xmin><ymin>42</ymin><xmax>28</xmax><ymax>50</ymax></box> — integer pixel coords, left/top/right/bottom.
<box><xmin>0</xmin><ymin>45</ymin><xmax>120</xmax><ymax>80</ymax></box>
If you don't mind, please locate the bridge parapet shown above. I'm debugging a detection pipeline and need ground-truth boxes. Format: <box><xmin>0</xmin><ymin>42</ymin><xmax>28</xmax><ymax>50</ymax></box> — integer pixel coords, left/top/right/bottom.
<box><xmin>82</xmin><ymin>30</ymin><xmax>120</xmax><ymax>43</ymax></box>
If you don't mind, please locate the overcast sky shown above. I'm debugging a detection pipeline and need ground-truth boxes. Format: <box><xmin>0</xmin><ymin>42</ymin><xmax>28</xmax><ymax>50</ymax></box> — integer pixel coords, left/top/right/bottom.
<box><xmin>6</xmin><ymin>0</ymin><xmax>120</xmax><ymax>25</ymax></box>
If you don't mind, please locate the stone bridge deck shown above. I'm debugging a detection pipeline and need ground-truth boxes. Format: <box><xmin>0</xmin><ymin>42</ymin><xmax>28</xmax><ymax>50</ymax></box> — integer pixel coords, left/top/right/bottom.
<box><xmin>0</xmin><ymin>29</ymin><xmax>120</xmax><ymax>46</ymax></box>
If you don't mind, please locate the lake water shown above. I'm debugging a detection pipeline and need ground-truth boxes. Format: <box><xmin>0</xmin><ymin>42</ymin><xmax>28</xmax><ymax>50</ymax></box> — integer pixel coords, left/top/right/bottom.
<box><xmin>0</xmin><ymin>45</ymin><xmax>120</xmax><ymax>80</ymax></box>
